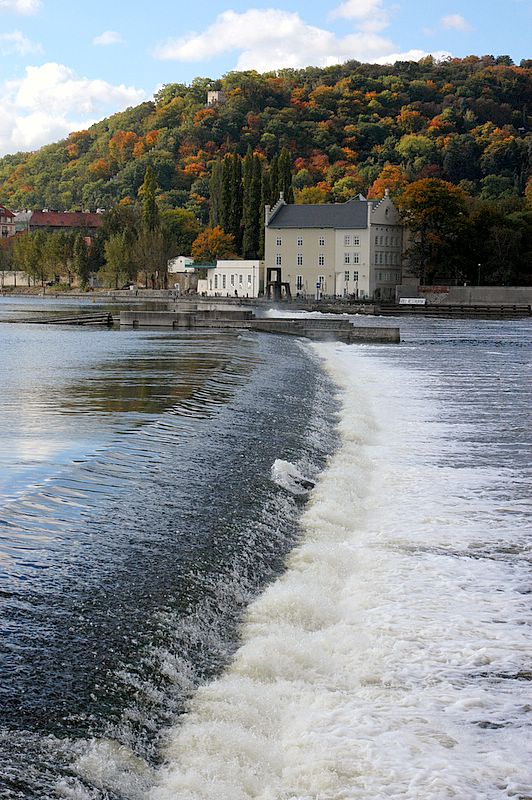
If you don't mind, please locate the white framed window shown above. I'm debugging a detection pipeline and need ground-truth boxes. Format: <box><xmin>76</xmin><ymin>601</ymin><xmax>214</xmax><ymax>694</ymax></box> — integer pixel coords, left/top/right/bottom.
<box><xmin>353</xmin><ymin>236</ymin><xmax>360</xmax><ymax>246</ymax></box>
<box><xmin>353</xmin><ymin>271</ymin><xmax>358</xmax><ymax>281</ymax></box>
<box><xmin>247</xmin><ymin>274</ymin><xmax>252</xmax><ymax>285</ymax></box>
<box><xmin>297</xmin><ymin>236</ymin><xmax>303</xmax><ymax>246</ymax></box>
<box><xmin>231</xmin><ymin>274</ymin><xmax>235</xmax><ymax>286</ymax></box>
<box><xmin>318</xmin><ymin>254</ymin><xmax>325</xmax><ymax>266</ymax></box>
<box><xmin>222</xmin><ymin>275</ymin><xmax>226</xmax><ymax>289</ymax></box>
<box><xmin>276</xmin><ymin>236</ymin><xmax>282</xmax><ymax>246</ymax></box>
<box><xmin>344</xmin><ymin>252</ymin><xmax>350</xmax><ymax>264</ymax></box>
<box><xmin>276</xmin><ymin>254</ymin><xmax>282</xmax><ymax>265</ymax></box>
<box><xmin>209</xmin><ymin>279</ymin><xmax>212</xmax><ymax>290</ymax></box>
<box><xmin>318</xmin><ymin>275</ymin><xmax>325</xmax><ymax>288</ymax></box>
<box><xmin>296</xmin><ymin>275</ymin><xmax>304</xmax><ymax>290</ymax></box>
<box><xmin>239</xmin><ymin>274</ymin><xmax>243</xmax><ymax>285</ymax></box>
<box><xmin>353</xmin><ymin>252</ymin><xmax>359</xmax><ymax>264</ymax></box>
<box><xmin>344</xmin><ymin>234</ymin><xmax>351</xmax><ymax>246</ymax></box>
<box><xmin>344</xmin><ymin>270</ymin><xmax>349</xmax><ymax>282</ymax></box>
<box><xmin>214</xmin><ymin>275</ymin><xmax>218</xmax><ymax>289</ymax></box>
<box><xmin>319</xmin><ymin>235</ymin><xmax>325</xmax><ymax>246</ymax></box>
<box><xmin>297</xmin><ymin>253</ymin><xmax>303</xmax><ymax>266</ymax></box>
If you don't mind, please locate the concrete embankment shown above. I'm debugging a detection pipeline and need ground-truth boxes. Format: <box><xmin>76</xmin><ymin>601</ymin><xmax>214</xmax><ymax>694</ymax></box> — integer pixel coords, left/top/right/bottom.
<box><xmin>119</xmin><ymin>309</ymin><xmax>400</xmax><ymax>344</ymax></box>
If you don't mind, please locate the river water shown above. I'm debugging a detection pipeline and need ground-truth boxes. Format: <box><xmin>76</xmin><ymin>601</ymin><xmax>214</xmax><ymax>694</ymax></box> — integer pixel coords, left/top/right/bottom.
<box><xmin>0</xmin><ymin>298</ymin><xmax>530</xmax><ymax>799</ymax></box>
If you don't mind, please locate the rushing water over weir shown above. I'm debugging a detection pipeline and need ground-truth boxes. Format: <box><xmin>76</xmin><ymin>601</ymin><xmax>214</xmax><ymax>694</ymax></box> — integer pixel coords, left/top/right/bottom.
<box><xmin>0</xmin><ymin>301</ymin><xmax>530</xmax><ymax>799</ymax></box>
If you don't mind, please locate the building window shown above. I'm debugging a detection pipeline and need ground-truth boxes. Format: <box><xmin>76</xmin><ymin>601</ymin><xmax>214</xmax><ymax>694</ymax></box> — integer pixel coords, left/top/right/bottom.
<box><xmin>297</xmin><ymin>236</ymin><xmax>303</xmax><ymax>246</ymax></box>
<box><xmin>318</xmin><ymin>254</ymin><xmax>325</xmax><ymax>266</ymax></box>
<box><xmin>209</xmin><ymin>279</ymin><xmax>212</xmax><ymax>291</ymax></box>
<box><xmin>375</xmin><ymin>235</ymin><xmax>378</xmax><ymax>245</ymax></box>
<box><xmin>222</xmin><ymin>275</ymin><xmax>226</xmax><ymax>289</ymax></box>
<box><xmin>344</xmin><ymin>234</ymin><xmax>351</xmax><ymax>246</ymax></box>
<box><xmin>379</xmin><ymin>253</ymin><xmax>383</xmax><ymax>264</ymax></box>
<box><xmin>319</xmin><ymin>235</ymin><xmax>325</xmax><ymax>246</ymax></box>
<box><xmin>344</xmin><ymin>270</ymin><xmax>349</xmax><ymax>282</ymax></box>
<box><xmin>344</xmin><ymin>252</ymin><xmax>350</xmax><ymax>264</ymax></box>
<box><xmin>239</xmin><ymin>274</ymin><xmax>243</xmax><ymax>285</ymax></box>
<box><xmin>353</xmin><ymin>252</ymin><xmax>359</xmax><ymax>264</ymax></box>
<box><xmin>296</xmin><ymin>275</ymin><xmax>304</xmax><ymax>291</ymax></box>
<box><xmin>297</xmin><ymin>253</ymin><xmax>303</xmax><ymax>266</ymax></box>
<box><xmin>353</xmin><ymin>236</ymin><xmax>360</xmax><ymax>246</ymax></box>
<box><xmin>247</xmin><ymin>274</ymin><xmax>252</xmax><ymax>285</ymax></box>
<box><xmin>214</xmin><ymin>275</ymin><xmax>218</xmax><ymax>289</ymax></box>
<box><xmin>276</xmin><ymin>236</ymin><xmax>282</xmax><ymax>246</ymax></box>
<box><xmin>318</xmin><ymin>275</ymin><xmax>325</xmax><ymax>288</ymax></box>
<box><xmin>231</xmin><ymin>274</ymin><xmax>235</xmax><ymax>286</ymax></box>
<box><xmin>353</xmin><ymin>271</ymin><xmax>358</xmax><ymax>281</ymax></box>
<box><xmin>276</xmin><ymin>254</ymin><xmax>282</xmax><ymax>265</ymax></box>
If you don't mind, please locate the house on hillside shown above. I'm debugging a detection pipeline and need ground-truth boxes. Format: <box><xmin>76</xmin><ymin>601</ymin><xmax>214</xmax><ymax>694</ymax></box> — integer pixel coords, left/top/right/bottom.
<box><xmin>14</xmin><ymin>209</ymin><xmax>105</xmax><ymax>234</ymax></box>
<box><xmin>0</xmin><ymin>205</ymin><xmax>16</xmax><ymax>238</ymax></box>
<box><xmin>264</xmin><ymin>191</ymin><xmax>404</xmax><ymax>301</ymax></box>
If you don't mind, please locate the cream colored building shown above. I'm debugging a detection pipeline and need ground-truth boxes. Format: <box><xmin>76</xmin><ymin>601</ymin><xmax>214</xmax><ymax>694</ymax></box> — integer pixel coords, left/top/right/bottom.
<box><xmin>264</xmin><ymin>191</ymin><xmax>404</xmax><ymax>301</ymax></box>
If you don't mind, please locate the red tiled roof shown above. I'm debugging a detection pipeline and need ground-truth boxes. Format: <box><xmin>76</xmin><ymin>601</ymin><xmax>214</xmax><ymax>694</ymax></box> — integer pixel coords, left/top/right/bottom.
<box><xmin>0</xmin><ymin>205</ymin><xmax>15</xmax><ymax>218</ymax></box>
<box><xmin>30</xmin><ymin>211</ymin><xmax>104</xmax><ymax>229</ymax></box>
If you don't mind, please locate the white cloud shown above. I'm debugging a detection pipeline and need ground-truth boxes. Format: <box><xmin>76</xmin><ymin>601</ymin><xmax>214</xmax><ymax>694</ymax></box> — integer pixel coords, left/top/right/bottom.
<box><xmin>153</xmin><ymin>7</ymin><xmax>443</xmax><ymax>72</ymax></box>
<box><xmin>0</xmin><ymin>30</ymin><xmax>42</xmax><ymax>55</ymax></box>
<box><xmin>441</xmin><ymin>14</ymin><xmax>472</xmax><ymax>31</ymax></box>
<box><xmin>0</xmin><ymin>0</ymin><xmax>41</xmax><ymax>13</ymax></box>
<box><xmin>330</xmin><ymin>0</ymin><xmax>390</xmax><ymax>33</ymax></box>
<box><xmin>93</xmin><ymin>30</ymin><xmax>123</xmax><ymax>46</ymax></box>
<box><xmin>0</xmin><ymin>62</ymin><xmax>145</xmax><ymax>156</ymax></box>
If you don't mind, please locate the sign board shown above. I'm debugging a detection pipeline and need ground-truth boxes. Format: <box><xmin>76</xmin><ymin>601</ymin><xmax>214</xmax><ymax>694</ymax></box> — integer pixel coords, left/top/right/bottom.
<box><xmin>399</xmin><ymin>297</ymin><xmax>426</xmax><ymax>305</ymax></box>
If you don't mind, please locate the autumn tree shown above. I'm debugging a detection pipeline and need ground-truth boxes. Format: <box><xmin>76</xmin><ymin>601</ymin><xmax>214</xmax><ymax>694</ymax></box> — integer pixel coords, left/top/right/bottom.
<box><xmin>398</xmin><ymin>178</ymin><xmax>468</xmax><ymax>283</ymax></box>
<box><xmin>191</xmin><ymin>226</ymin><xmax>237</xmax><ymax>261</ymax></box>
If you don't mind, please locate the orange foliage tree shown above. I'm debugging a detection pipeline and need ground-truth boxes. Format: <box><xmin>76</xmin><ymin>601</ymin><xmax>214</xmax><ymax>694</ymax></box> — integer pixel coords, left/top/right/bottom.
<box><xmin>367</xmin><ymin>165</ymin><xmax>409</xmax><ymax>199</ymax></box>
<box><xmin>191</xmin><ymin>226</ymin><xmax>237</xmax><ymax>261</ymax></box>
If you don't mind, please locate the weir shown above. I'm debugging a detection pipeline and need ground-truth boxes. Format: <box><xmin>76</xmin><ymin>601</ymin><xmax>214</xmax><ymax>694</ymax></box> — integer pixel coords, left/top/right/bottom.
<box><xmin>118</xmin><ymin>309</ymin><xmax>400</xmax><ymax>344</ymax></box>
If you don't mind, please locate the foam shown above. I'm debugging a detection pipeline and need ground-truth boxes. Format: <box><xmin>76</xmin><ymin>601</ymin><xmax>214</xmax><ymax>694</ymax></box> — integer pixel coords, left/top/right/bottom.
<box><xmin>147</xmin><ymin>341</ymin><xmax>531</xmax><ymax>799</ymax></box>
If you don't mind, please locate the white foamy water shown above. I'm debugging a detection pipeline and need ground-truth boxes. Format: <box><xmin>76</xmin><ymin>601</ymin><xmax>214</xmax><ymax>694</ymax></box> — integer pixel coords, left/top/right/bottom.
<box><xmin>149</xmin><ymin>338</ymin><xmax>531</xmax><ymax>800</ymax></box>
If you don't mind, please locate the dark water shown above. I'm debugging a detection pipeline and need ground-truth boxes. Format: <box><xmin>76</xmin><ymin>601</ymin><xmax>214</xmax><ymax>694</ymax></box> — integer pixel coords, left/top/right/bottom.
<box><xmin>0</xmin><ymin>301</ymin><xmax>337</xmax><ymax>798</ymax></box>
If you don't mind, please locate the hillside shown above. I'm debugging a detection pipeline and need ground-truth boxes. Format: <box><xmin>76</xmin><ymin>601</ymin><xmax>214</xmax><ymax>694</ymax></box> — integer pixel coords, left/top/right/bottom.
<box><xmin>0</xmin><ymin>55</ymin><xmax>530</xmax><ymax>214</ymax></box>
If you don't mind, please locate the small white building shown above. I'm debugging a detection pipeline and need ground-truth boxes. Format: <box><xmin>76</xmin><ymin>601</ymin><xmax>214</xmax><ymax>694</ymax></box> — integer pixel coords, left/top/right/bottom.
<box><xmin>205</xmin><ymin>260</ymin><xmax>263</xmax><ymax>298</ymax></box>
<box><xmin>167</xmin><ymin>256</ymin><xmax>195</xmax><ymax>274</ymax></box>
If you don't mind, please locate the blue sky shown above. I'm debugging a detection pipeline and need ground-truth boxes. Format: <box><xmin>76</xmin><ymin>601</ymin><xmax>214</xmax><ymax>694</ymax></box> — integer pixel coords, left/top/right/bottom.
<box><xmin>0</xmin><ymin>0</ymin><xmax>529</xmax><ymax>156</ymax></box>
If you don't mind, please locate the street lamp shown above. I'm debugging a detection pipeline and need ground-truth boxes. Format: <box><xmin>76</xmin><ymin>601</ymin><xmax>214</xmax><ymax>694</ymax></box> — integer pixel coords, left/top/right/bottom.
<box><xmin>477</xmin><ymin>263</ymin><xmax>482</xmax><ymax>286</ymax></box>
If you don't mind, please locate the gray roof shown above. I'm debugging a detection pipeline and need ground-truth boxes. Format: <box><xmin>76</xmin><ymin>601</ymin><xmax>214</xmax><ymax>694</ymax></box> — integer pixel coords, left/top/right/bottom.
<box><xmin>268</xmin><ymin>197</ymin><xmax>375</xmax><ymax>229</ymax></box>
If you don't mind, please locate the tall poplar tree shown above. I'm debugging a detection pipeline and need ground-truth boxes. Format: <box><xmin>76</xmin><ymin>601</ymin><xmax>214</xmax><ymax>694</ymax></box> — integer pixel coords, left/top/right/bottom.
<box><xmin>142</xmin><ymin>165</ymin><xmax>159</xmax><ymax>233</ymax></box>
<box><xmin>230</xmin><ymin>153</ymin><xmax>243</xmax><ymax>251</ymax></box>
<box><xmin>278</xmin><ymin>148</ymin><xmax>294</xmax><ymax>203</ymax></box>
<box><xmin>242</xmin><ymin>148</ymin><xmax>262</xmax><ymax>258</ymax></box>
<box><xmin>209</xmin><ymin>159</ymin><xmax>223</xmax><ymax>227</ymax></box>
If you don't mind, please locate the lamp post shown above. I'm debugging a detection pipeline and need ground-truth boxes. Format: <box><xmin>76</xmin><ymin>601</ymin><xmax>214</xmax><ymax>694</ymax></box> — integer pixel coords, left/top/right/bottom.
<box><xmin>477</xmin><ymin>263</ymin><xmax>481</xmax><ymax>286</ymax></box>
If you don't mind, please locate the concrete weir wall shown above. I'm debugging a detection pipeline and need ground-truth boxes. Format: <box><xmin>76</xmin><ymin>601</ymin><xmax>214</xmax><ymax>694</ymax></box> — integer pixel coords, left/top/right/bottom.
<box><xmin>119</xmin><ymin>310</ymin><xmax>400</xmax><ymax>344</ymax></box>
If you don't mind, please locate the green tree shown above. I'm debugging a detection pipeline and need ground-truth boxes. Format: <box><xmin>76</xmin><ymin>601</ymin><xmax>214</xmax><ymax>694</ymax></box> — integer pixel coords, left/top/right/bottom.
<box><xmin>103</xmin><ymin>231</ymin><xmax>134</xmax><ymax>289</ymax></box>
<box><xmin>73</xmin><ymin>233</ymin><xmax>91</xmax><ymax>287</ymax></box>
<box><xmin>141</xmin><ymin>165</ymin><xmax>159</xmax><ymax>232</ymax></box>
<box><xmin>242</xmin><ymin>150</ymin><xmax>262</xmax><ymax>258</ymax></box>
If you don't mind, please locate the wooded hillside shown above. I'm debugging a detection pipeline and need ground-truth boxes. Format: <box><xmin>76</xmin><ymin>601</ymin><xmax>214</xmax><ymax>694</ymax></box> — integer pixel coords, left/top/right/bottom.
<box><xmin>0</xmin><ymin>55</ymin><xmax>531</xmax><ymax>285</ymax></box>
